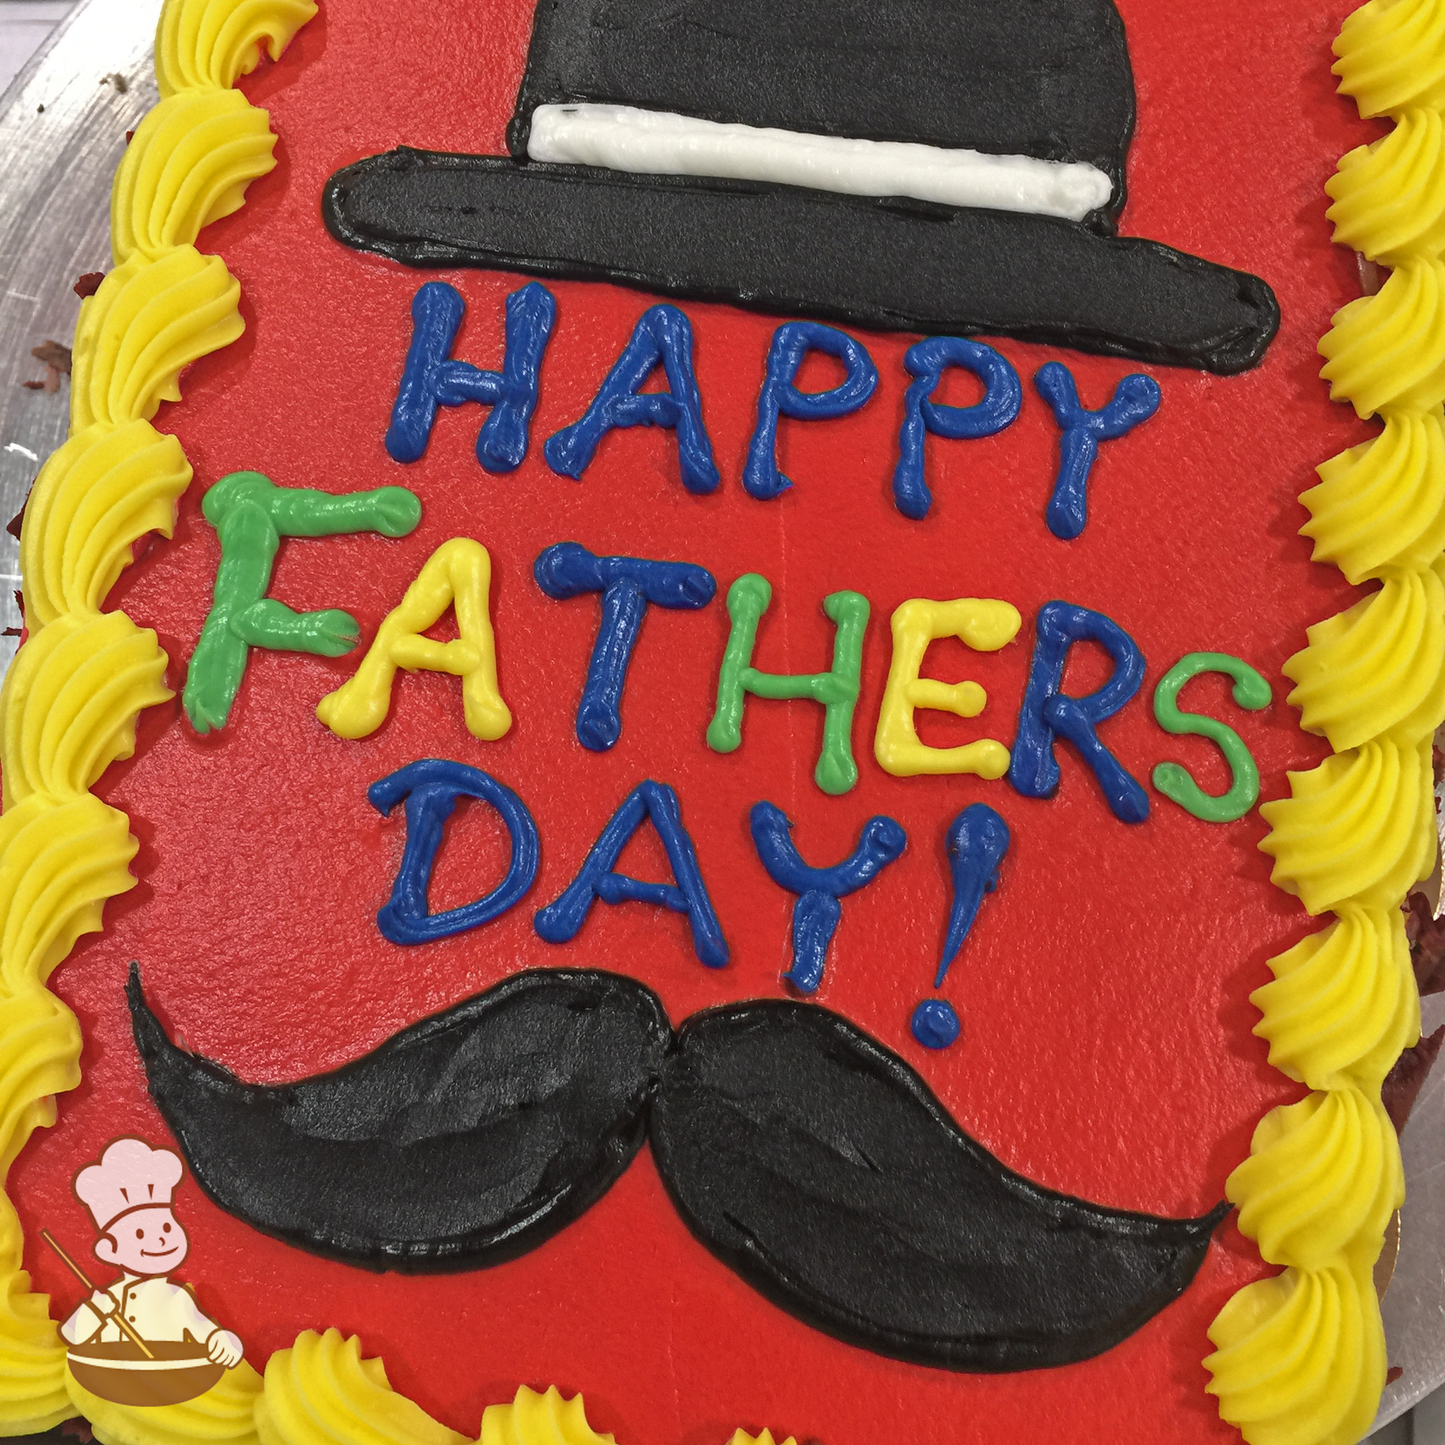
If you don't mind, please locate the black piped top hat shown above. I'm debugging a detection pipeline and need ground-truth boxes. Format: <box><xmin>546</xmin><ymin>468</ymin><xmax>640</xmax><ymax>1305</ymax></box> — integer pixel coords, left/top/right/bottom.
<box><xmin>324</xmin><ymin>0</ymin><xmax>1280</xmax><ymax>374</ymax></box>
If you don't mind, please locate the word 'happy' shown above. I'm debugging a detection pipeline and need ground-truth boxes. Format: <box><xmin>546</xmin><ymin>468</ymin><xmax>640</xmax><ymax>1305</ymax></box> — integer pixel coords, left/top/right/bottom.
<box><xmin>385</xmin><ymin>280</ymin><xmax>1163</xmax><ymax>536</ymax></box>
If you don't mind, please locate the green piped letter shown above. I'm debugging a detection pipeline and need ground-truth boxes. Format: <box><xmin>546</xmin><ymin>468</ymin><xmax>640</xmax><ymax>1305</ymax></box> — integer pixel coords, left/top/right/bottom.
<box><xmin>184</xmin><ymin>471</ymin><xmax>422</xmax><ymax>733</ymax></box>
<box><xmin>706</xmin><ymin>572</ymin><xmax>869</xmax><ymax>795</ymax></box>
<box><xmin>1151</xmin><ymin>650</ymin><xmax>1272</xmax><ymax>823</ymax></box>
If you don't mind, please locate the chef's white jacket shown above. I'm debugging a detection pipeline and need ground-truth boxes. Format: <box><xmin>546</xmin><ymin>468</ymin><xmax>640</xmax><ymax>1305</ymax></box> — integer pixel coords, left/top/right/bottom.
<box><xmin>59</xmin><ymin>1274</ymin><xmax>222</xmax><ymax>1347</ymax></box>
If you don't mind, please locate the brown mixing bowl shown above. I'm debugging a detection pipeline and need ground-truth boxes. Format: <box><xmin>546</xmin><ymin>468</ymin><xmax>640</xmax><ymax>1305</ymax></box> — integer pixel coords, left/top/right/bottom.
<box><xmin>66</xmin><ymin>1341</ymin><xmax>225</xmax><ymax>1406</ymax></box>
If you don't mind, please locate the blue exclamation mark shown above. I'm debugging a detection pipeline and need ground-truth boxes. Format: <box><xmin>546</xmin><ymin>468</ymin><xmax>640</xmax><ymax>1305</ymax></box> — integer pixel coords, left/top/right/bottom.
<box><xmin>911</xmin><ymin>803</ymin><xmax>1010</xmax><ymax>1050</ymax></box>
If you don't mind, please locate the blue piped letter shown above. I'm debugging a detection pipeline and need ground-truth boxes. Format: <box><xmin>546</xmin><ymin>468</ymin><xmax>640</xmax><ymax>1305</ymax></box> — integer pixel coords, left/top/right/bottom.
<box><xmin>744</xmin><ymin>322</ymin><xmax>879</xmax><ymax>499</ymax></box>
<box><xmin>892</xmin><ymin>337</ymin><xmax>1022</xmax><ymax>520</ymax></box>
<box><xmin>1009</xmin><ymin>601</ymin><xmax>1150</xmax><ymax>823</ymax></box>
<box><xmin>368</xmin><ymin>758</ymin><xmax>541</xmax><ymax>945</ymax></box>
<box><xmin>545</xmin><ymin>306</ymin><xmax>719</xmax><ymax>493</ymax></box>
<box><xmin>1034</xmin><ymin>363</ymin><xmax>1161</xmax><ymax>540</ymax></box>
<box><xmin>535</xmin><ymin>781</ymin><xmax>728</xmax><ymax>967</ymax></box>
<box><xmin>749</xmin><ymin>801</ymin><xmax>906</xmax><ymax>993</ymax></box>
<box><xmin>386</xmin><ymin>281</ymin><xmax>556</xmax><ymax>471</ymax></box>
<box><xmin>534</xmin><ymin>543</ymin><xmax>716</xmax><ymax>750</ymax></box>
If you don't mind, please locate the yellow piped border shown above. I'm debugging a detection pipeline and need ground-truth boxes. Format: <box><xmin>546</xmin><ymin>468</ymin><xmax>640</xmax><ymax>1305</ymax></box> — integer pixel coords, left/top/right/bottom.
<box><xmin>0</xmin><ymin>1</ymin><xmax>310</xmax><ymax>1435</ymax></box>
<box><xmin>1203</xmin><ymin>4</ymin><xmax>1445</xmax><ymax>1444</ymax></box>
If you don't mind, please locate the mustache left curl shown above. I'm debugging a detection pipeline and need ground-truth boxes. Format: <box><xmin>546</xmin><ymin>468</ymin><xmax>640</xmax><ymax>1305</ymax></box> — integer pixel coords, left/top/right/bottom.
<box><xmin>128</xmin><ymin>965</ymin><xmax>1227</xmax><ymax>1372</ymax></box>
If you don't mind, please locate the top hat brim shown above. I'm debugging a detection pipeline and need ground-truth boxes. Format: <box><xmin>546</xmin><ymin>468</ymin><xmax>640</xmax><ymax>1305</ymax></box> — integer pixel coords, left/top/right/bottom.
<box><xmin>323</xmin><ymin>149</ymin><xmax>1280</xmax><ymax>376</ymax></box>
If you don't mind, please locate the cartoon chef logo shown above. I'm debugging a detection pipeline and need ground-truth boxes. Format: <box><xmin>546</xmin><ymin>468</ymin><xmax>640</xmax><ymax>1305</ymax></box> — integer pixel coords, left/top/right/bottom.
<box><xmin>49</xmin><ymin>1138</ymin><xmax>242</xmax><ymax>1407</ymax></box>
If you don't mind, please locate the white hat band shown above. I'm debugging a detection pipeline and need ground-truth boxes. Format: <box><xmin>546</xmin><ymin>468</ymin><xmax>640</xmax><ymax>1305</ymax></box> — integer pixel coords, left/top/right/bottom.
<box><xmin>526</xmin><ymin>102</ymin><xmax>1113</xmax><ymax>222</ymax></box>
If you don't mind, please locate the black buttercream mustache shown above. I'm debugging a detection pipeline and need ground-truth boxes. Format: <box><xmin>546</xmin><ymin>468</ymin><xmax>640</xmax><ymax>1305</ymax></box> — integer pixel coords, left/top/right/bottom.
<box><xmin>127</xmin><ymin>965</ymin><xmax>1228</xmax><ymax>1373</ymax></box>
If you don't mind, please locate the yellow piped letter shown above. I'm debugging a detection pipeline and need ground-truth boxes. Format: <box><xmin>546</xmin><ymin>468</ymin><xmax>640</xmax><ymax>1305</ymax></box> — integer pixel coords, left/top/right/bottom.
<box><xmin>874</xmin><ymin>597</ymin><xmax>1020</xmax><ymax>778</ymax></box>
<box><xmin>317</xmin><ymin>538</ymin><xmax>511</xmax><ymax>742</ymax></box>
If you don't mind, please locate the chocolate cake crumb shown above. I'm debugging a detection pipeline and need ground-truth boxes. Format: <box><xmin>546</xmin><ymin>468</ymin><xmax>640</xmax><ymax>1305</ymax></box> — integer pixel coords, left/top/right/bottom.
<box><xmin>1386</xmin><ymin>1366</ymin><xmax>1403</xmax><ymax>1386</ymax></box>
<box><xmin>7</xmin><ymin>505</ymin><xmax>26</xmax><ymax>542</ymax></box>
<box><xmin>1356</xmin><ymin>254</ymin><xmax>1385</xmax><ymax>296</ymax></box>
<box><xmin>31</xmin><ymin>340</ymin><xmax>71</xmax><ymax>375</ymax></box>
<box><xmin>22</xmin><ymin>341</ymin><xmax>70</xmax><ymax>394</ymax></box>
<box><xmin>73</xmin><ymin>272</ymin><xmax>104</xmax><ymax>298</ymax></box>
<box><xmin>99</xmin><ymin>72</ymin><xmax>129</xmax><ymax>93</ymax></box>
<box><xmin>1382</xmin><ymin>1024</ymin><xmax>1445</xmax><ymax>1133</ymax></box>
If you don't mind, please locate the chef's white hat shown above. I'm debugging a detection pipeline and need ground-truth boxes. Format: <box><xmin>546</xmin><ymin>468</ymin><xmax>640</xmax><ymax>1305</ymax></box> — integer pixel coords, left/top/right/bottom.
<box><xmin>74</xmin><ymin>1138</ymin><xmax>183</xmax><ymax>1233</ymax></box>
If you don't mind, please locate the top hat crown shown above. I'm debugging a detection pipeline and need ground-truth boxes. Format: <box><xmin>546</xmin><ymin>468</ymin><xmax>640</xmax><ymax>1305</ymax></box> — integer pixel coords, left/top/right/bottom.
<box><xmin>507</xmin><ymin>0</ymin><xmax>1136</xmax><ymax>229</ymax></box>
<box><xmin>325</xmin><ymin>0</ymin><xmax>1279</xmax><ymax>374</ymax></box>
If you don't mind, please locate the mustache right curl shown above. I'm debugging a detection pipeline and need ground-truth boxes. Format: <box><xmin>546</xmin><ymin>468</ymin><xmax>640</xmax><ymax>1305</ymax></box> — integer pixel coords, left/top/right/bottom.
<box><xmin>129</xmin><ymin>965</ymin><xmax>1227</xmax><ymax>1372</ymax></box>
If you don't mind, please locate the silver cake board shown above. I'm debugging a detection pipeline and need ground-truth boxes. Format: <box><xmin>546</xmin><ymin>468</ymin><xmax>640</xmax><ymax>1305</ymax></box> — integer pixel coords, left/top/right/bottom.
<box><xmin>0</xmin><ymin>1</ymin><xmax>1441</xmax><ymax>1435</ymax></box>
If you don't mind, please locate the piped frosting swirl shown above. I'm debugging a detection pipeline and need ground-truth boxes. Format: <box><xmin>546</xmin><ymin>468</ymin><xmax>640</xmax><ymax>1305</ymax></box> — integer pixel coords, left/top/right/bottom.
<box><xmin>113</xmin><ymin>88</ymin><xmax>279</xmax><ymax>263</ymax></box>
<box><xmin>1258</xmin><ymin>738</ymin><xmax>1435</xmax><ymax>914</ymax></box>
<box><xmin>255</xmin><ymin>1330</ymin><xmax>468</xmax><ymax>1445</ymax></box>
<box><xmin>1283</xmin><ymin>565</ymin><xmax>1445</xmax><ymax>749</ymax></box>
<box><xmin>1300</xmin><ymin>408</ymin><xmax>1445</xmax><ymax>584</ymax></box>
<box><xmin>1251</xmin><ymin>905</ymin><xmax>1419</xmax><ymax>1091</ymax></box>
<box><xmin>1335</xmin><ymin>0</ymin><xmax>1445</xmax><ymax>117</ymax></box>
<box><xmin>156</xmin><ymin>0</ymin><xmax>316</xmax><ymax>97</ymax></box>
<box><xmin>1329</xmin><ymin>108</ymin><xmax>1445</xmax><ymax>262</ymax></box>
<box><xmin>480</xmin><ymin>1386</ymin><xmax>616</xmax><ymax>1445</ymax></box>
<box><xmin>1227</xmin><ymin>1088</ymin><xmax>1402</xmax><ymax>1270</ymax></box>
<box><xmin>1207</xmin><ymin>1260</ymin><xmax>1386</xmax><ymax>1445</ymax></box>
<box><xmin>1319</xmin><ymin>260</ymin><xmax>1445</xmax><ymax>417</ymax></box>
